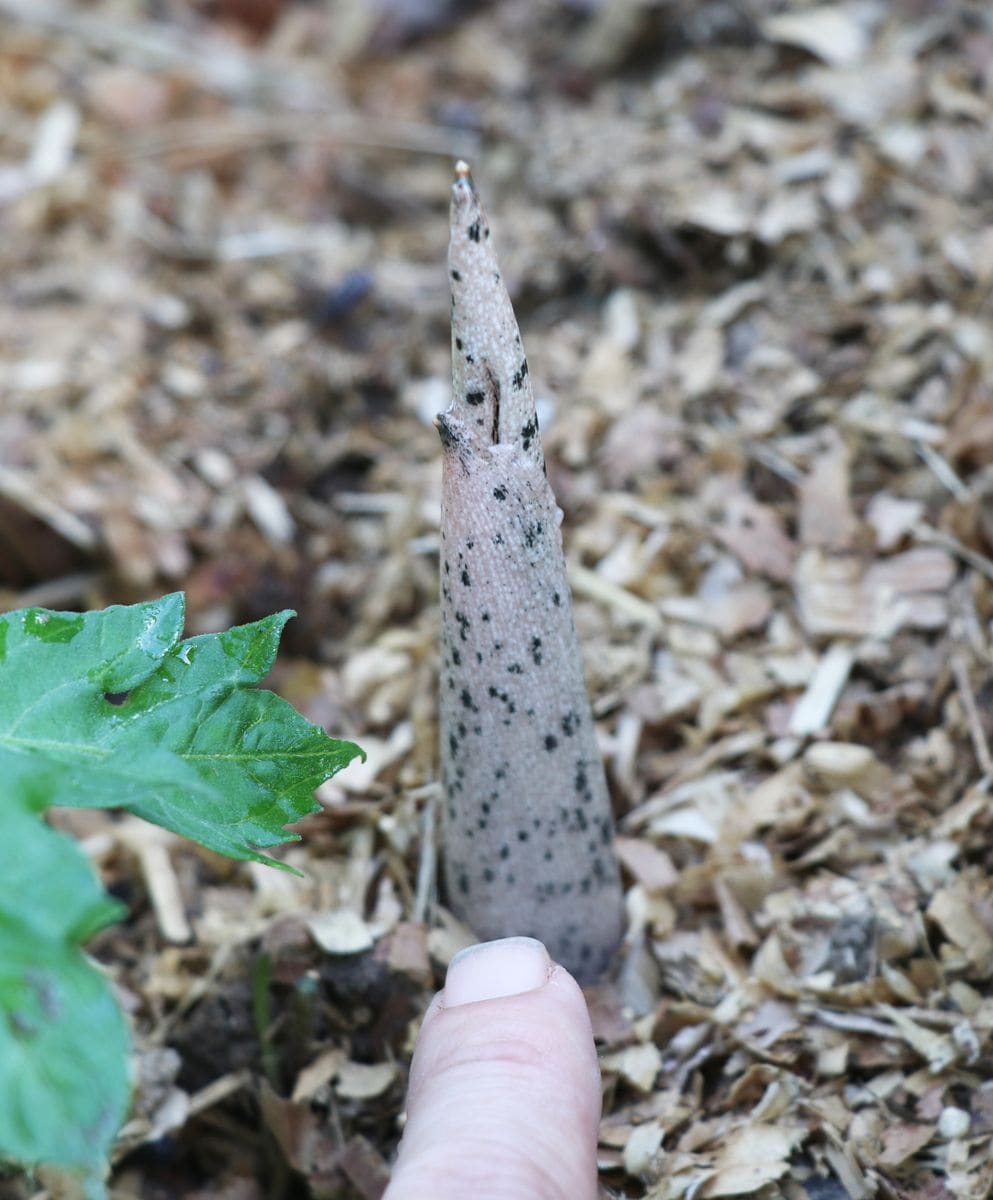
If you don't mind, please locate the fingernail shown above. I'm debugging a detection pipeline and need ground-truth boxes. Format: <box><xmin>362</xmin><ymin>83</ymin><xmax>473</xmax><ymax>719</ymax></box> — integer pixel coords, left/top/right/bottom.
<box><xmin>444</xmin><ymin>937</ymin><xmax>551</xmax><ymax>1006</ymax></box>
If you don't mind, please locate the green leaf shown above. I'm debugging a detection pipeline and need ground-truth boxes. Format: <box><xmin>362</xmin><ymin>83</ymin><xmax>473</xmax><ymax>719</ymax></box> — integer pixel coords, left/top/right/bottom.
<box><xmin>0</xmin><ymin>593</ymin><xmax>364</xmax><ymax>1186</ymax></box>
<box><xmin>0</xmin><ymin>595</ymin><xmax>364</xmax><ymax>866</ymax></box>
<box><xmin>0</xmin><ymin>800</ymin><xmax>129</xmax><ymax>1174</ymax></box>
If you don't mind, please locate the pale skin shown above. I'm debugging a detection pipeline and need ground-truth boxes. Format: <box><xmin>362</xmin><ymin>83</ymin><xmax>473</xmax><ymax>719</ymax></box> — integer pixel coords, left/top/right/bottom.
<box><xmin>383</xmin><ymin>937</ymin><xmax>602</xmax><ymax>1200</ymax></box>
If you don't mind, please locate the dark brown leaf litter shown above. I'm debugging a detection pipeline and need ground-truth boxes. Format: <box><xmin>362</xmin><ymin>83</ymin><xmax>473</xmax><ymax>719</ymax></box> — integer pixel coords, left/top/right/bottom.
<box><xmin>2</xmin><ymin>0</ymin><xmax>993</xmax><ymax>1196</ymax></box>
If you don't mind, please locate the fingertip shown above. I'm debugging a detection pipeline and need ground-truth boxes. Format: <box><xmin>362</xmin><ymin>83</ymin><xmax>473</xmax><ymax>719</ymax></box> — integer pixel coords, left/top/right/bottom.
<box><xmin>387</xmin><ymin>941</ymin><xmax>601</xmax><ymax>1200</ymax></box>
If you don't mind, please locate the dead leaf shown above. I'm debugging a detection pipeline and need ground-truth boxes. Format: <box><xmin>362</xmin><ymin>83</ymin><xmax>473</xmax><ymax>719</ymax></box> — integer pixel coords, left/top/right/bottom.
<box><xmin>700</xmin><ymin>1123</ymin><xmax>808</xmax><ymax>1196</ymax></box>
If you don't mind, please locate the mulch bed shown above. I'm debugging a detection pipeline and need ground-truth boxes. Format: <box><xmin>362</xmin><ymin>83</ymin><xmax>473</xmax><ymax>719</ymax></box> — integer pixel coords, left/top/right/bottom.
<box><xmin>2</xmin><ymin>1</ymin><xmax>992</xmax><ymax>1196</ymax></box>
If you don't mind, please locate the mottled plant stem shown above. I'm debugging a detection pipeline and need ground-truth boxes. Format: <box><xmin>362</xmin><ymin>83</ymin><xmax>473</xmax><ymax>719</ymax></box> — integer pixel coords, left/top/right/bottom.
<box><xmin>437</xmin><ymin>162</ymin><xmax>624</xmax><ymax>982</ymax></box>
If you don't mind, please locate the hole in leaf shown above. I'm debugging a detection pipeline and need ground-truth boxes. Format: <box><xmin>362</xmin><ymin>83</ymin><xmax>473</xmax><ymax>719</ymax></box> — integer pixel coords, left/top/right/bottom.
<box><xmin>104</xmin><ymin>691</ymin><xmax>130</xmax><ymax>706</ymax></box>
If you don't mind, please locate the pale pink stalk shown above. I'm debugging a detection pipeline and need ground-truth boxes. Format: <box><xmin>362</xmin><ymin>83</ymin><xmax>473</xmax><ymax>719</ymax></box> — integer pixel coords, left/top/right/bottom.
<box><xmin>437</xmin><ymin>164</ymin><xmax>623</xmax><ymax>982</ymax></box>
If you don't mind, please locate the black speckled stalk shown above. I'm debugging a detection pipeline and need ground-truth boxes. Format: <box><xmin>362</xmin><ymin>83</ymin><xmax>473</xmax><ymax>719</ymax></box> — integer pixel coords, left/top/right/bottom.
<box><xmin>437</xmin><ymin>162</ymin><xmax>624</xmax><ymax>982</ymax></box>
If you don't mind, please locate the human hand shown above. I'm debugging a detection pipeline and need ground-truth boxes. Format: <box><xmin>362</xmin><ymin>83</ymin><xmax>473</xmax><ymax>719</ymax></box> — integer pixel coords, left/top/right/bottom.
<box><xmin>383</xmin><ymin>936</ymin><xmax>602</xmax><ymax>1200</ymax></box>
